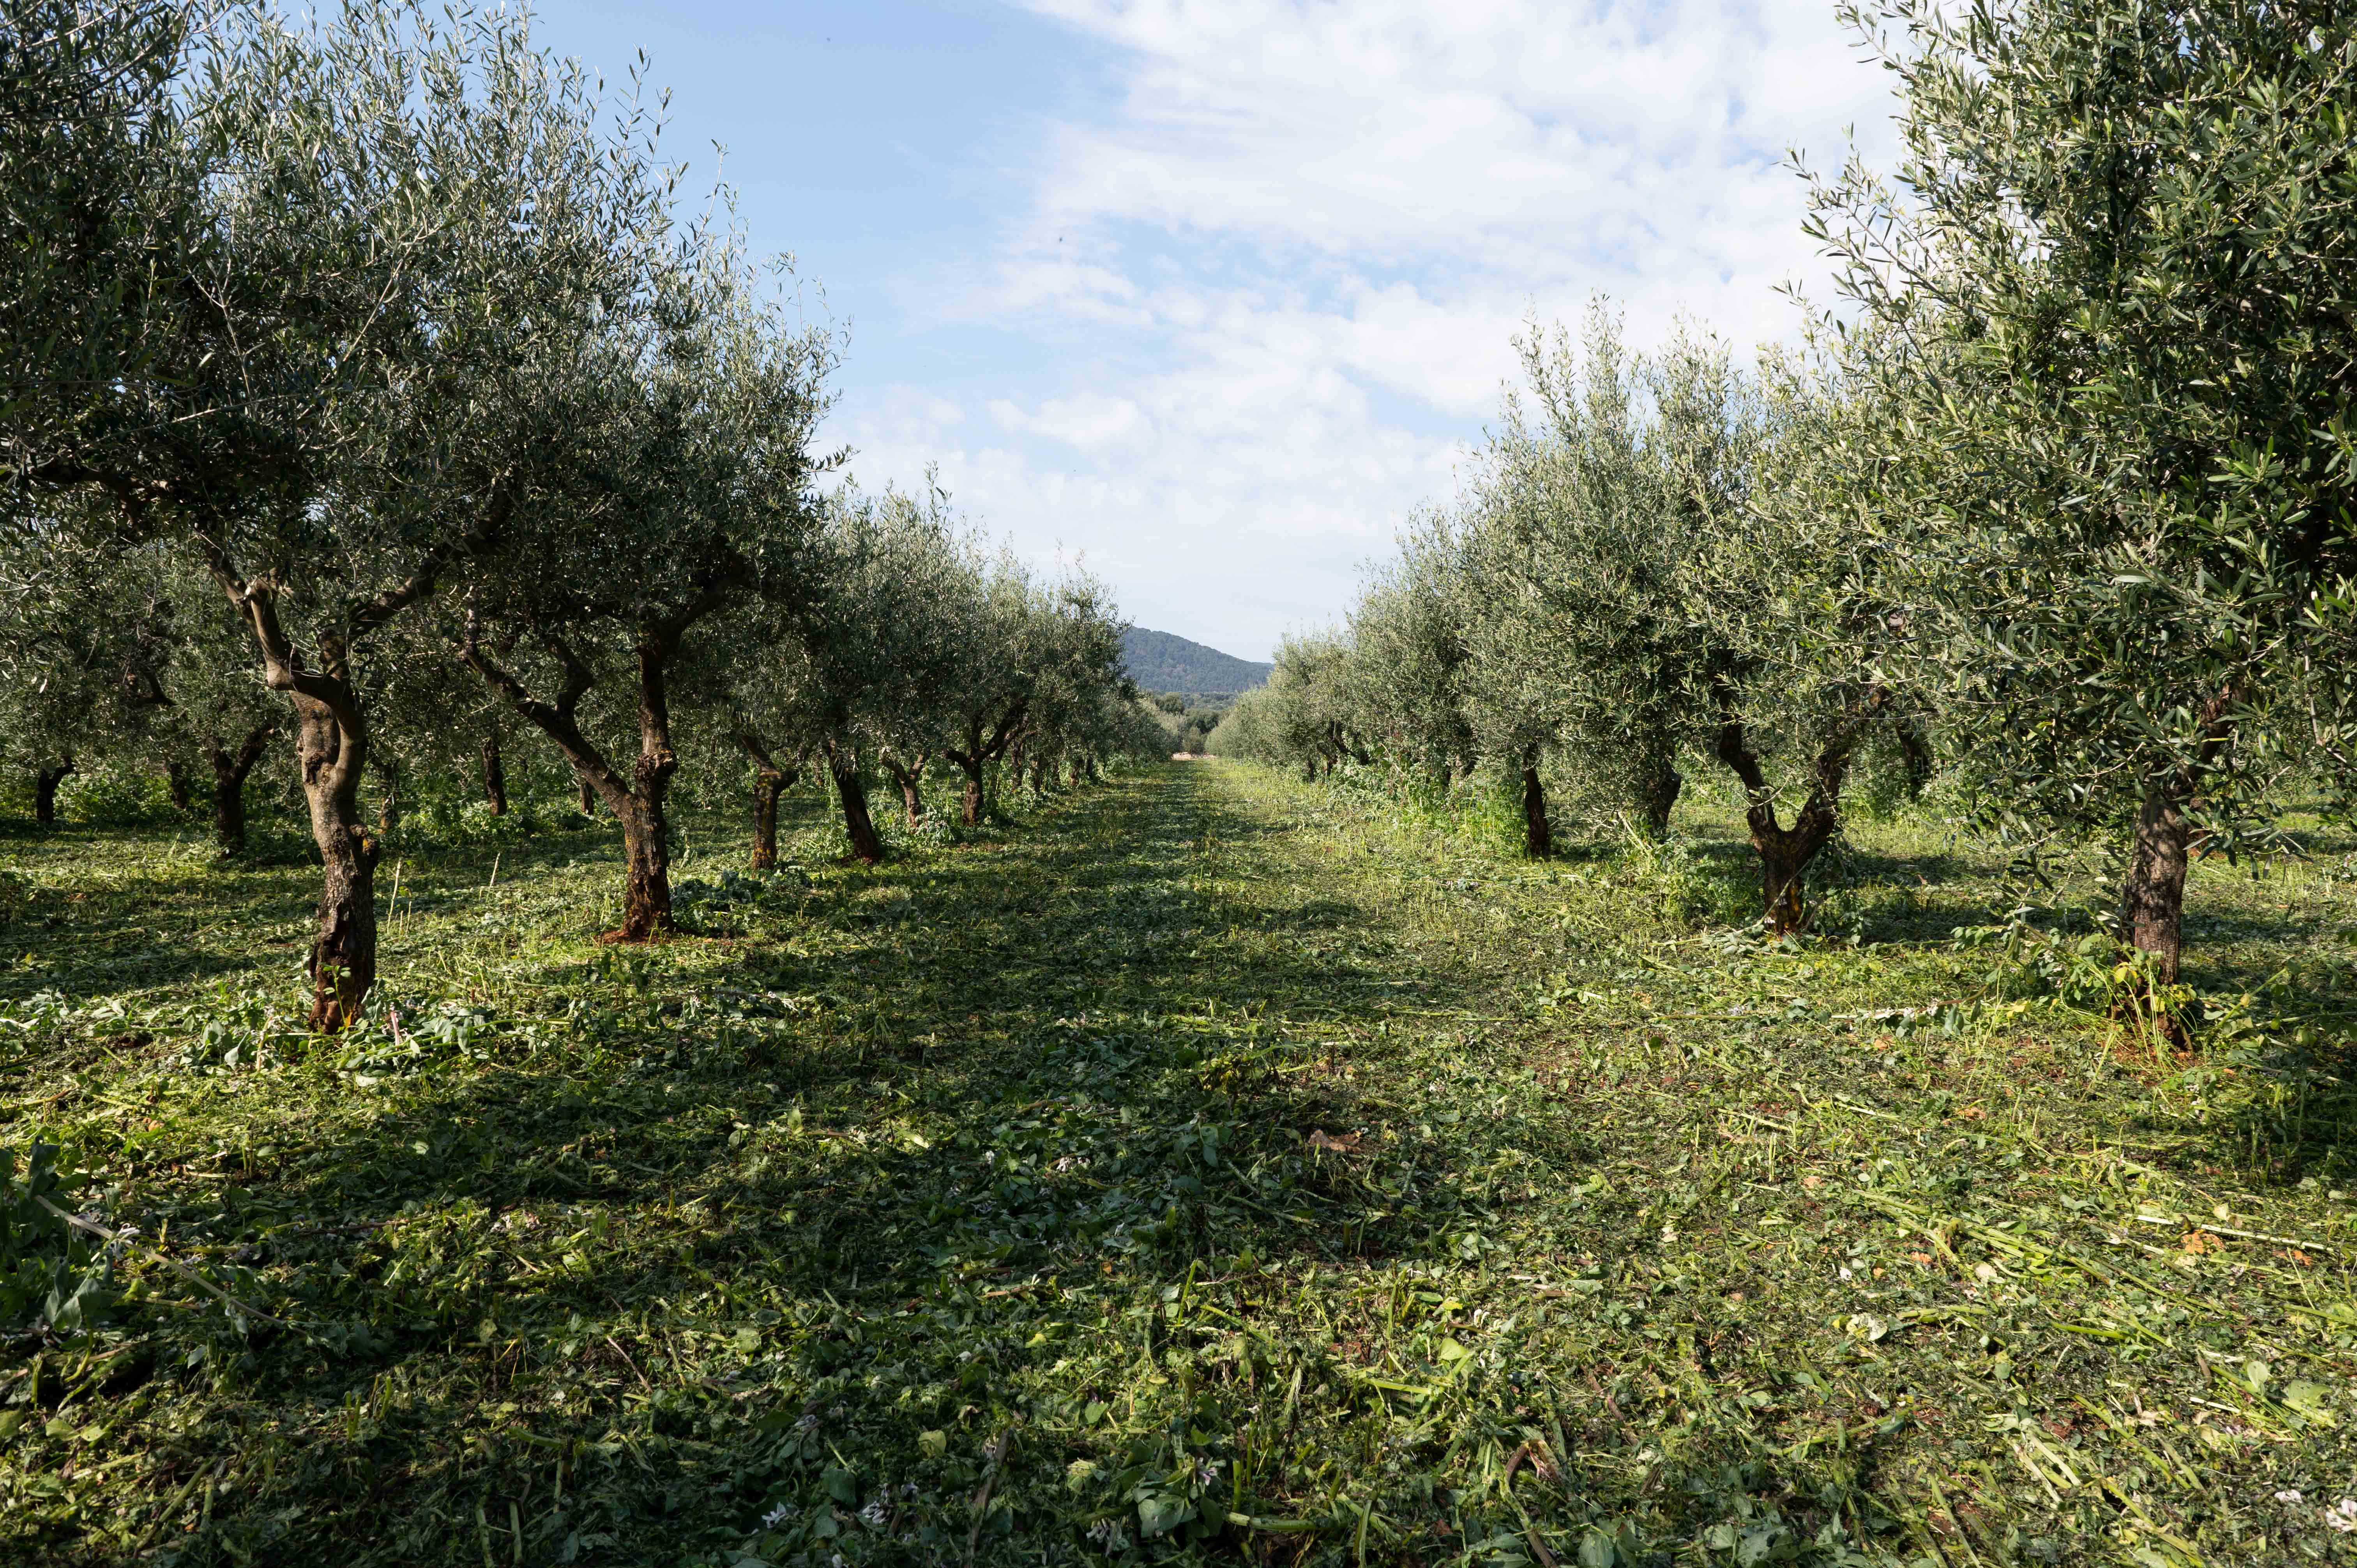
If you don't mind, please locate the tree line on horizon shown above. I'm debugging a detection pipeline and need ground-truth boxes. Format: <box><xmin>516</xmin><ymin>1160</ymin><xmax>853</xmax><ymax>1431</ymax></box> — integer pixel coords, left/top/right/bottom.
<box><xmin>1212</xmin><ymin>0</ymin><xmax>2357</xmax><ymax>1027</ymax></box>
<box><xmin>0</xmin><ymin>0</ymin><xmax>1163</xmax><ymax>1030</ymax></box>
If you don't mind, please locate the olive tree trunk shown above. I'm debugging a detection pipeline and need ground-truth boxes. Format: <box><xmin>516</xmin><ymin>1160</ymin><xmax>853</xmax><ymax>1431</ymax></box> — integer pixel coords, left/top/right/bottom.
<box><xmin>461</xmin><ymin>618</ymin><xmax>692</xmax><ymax>943</ymax></box>
<box><xmin>735</xmin><ymin>729</ymin><xmax>797</xmax><ymax>871</ymax></box>
<box><xmin>947</xmin><ymin>706</ymin><xmax>1025</xmax><ymax>828</ymax></box>
<box><xmin>2123</xmin><ymin>774</ymin><xmax>2194</xmax><ymax>985</ymax></box>
<box><xmin>828</xmin><ymin>742</ymin><xmax>885</xmax><ymax>863</ymax></box>
<box><xmin>1711</xmin><ymin>697</ymin><xmax>1875</xmax><ymax>936</ymax></box>
<box><xmin>204</xmin><ymin>723</ymin><xmax>274</xmax><ymax>858</ymax></box>
<box><xmin>207</xmin><ymin>570</ymin><xmax>389</xmax><ymax>1029</ymax></box>
<box><xmin>33</xmin><ymin>759</ymin><xmax>73</xmax><ymax>826</ymax></box>
<box><xmin>956</xmin><ymin>755</ymin><xmax>986</xmax><ymax>826</ymax></box>
<box><xmin>290</xmin><ymin>693</ymin><xmax>380</xmax><ymax>1026</ymax></box>
<box><xmin>1520</xmin><ymin>752</ymin><xmax>1552</xmax><ymax>858</ymax></box>
<box><xmin>882</xmin><ymin>750</ymin><xmax>929</xmax><ymax>829</ymax></box>
<box><xmin>1633</xmin><ymin>741</ymin><xmax>1682</xmax><ymax>840</ymax></box>
<box><xmin>481</xmin><ymin>729</ymin><xmax>508</xmax><ymax>816</ymax></box>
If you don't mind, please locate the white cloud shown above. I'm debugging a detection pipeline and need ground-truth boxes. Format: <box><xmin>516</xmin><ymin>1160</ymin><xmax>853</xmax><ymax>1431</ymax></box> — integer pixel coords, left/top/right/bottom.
<box><xmin>834</xmin><ymin>0</ymin><xmax>1904</xmax><ymax>657</ymax></box>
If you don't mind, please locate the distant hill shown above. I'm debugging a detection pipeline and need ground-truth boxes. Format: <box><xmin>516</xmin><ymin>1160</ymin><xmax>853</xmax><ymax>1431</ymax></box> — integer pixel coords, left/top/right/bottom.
<box><xmin>1120</xmin><ymin>628</ymin><xmax>1272</xmax><ymax>700</ymax></box>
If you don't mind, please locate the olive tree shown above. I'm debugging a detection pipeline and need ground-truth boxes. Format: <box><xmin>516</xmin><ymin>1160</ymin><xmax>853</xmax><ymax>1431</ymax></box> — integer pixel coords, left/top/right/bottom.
<box><xmin>1339</xmin><ymin>510</ymin><xmax>1477</xmax><ymax>789</ymax></box>
<box><xmin>940</xmin><ymin>559</ymin><xmax>1125</xmax><ymax>825</ymax></box>
<box><xmin>1805</xmin><ymin>0</ymin><xmax>2357</xmax><ymax>989</ymax></box>
<box><xmin>458</xmin><ymin>233</ymin><xmax>836</xmax><ymax>931</ymax></box>
<box><xmin>1467</xmin><ymin>308</ymin><xmax>1693</xmax><ymax>844</ymax></box>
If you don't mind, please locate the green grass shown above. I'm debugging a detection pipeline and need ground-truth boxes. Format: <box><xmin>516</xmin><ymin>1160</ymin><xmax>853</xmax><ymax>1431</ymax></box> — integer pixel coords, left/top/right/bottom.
<box><xmin>4</xmin><ymin>761</ymin><xmax>2357</xmax><ymax>1566</ymax></box>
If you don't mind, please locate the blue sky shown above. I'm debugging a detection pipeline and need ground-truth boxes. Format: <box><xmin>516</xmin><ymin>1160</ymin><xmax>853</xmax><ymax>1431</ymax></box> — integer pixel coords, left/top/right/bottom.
<box><xmin>530</xmin><ymin>0</ymin><xmax>1902</xmax><ymax>660</ymax></box>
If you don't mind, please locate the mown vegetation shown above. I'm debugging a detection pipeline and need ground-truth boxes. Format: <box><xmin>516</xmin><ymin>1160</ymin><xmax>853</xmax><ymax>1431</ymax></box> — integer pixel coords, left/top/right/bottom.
<box><xmin>6</xmin><ymin>0</ymin><xmax>2357</xmax><ymax>1563</ymax></box>
<box><xmin>4</xmin><ymin>762</ymin><xmax>2357</xmax><ymax>1566</ymax></box>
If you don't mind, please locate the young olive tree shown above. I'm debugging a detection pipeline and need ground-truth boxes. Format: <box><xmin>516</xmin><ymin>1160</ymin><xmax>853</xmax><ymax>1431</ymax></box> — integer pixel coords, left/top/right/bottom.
<box><xmin>1806</xmin><ymin>0</ymin><xmax>2357</xmax><ymax>990</ymax></box>
<box><xmin>1445</xmin><ymin>305</ymin><xmax>1906</xmax><ymax>910</ymax></box>
<box><xmin>1453</xmin><ymin>498</ymin><xmax>1567</xmax><ymax>858</ymax></box>
<box><xmin>1002</xmin><ymin>575</ymin><xmax>1129</xmax><ymax>797</ymax></box>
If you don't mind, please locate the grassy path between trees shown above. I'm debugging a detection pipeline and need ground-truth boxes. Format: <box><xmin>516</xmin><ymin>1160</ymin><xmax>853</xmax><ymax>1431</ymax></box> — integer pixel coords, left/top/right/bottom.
<box><xmin>4</xmin><ymin>763</ymin><xmax>2356</xmax><ymax>1566</ymax></box>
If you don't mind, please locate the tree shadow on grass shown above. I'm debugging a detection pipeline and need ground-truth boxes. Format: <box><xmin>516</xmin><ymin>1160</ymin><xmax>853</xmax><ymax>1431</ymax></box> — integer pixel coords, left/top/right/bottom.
<box><xmin>21</xmin><ymin>770</ymin><xmax>1595</xmax><ymax>1565</ymax></box>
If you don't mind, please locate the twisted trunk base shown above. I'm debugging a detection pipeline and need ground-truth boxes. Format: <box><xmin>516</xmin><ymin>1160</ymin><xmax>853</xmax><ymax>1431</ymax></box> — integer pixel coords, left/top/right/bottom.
<box><xmin>1521</xmin><ymin>759</ymin><xmax>1552</xmax><ymax>858</ymax></box>
<box><xmin>33</xmin><ymin>760</ymin><xmax>73</xmax><ymax>827</ymax></box>
<box><xmin>830</xmin><ymin>748</ymin><xmax>885</xmax><ymax>864</ymax></box>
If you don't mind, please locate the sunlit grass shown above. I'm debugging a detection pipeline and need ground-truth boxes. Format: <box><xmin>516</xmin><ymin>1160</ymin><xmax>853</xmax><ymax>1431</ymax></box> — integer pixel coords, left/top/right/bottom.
<box><xmin>3</xmin><ymin>763</ymin><xmax>2355</xmax><ymax>1565</ymax></box>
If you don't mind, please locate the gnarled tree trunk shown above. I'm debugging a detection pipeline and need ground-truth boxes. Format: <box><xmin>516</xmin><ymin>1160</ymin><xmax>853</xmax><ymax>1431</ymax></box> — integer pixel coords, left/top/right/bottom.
<box><xmin>204</xmin><ymin>723</ymin><xmax>274</xmax><ymax>858</ymax></box>
<box><xmin>1712</xmin><ymin>698</ymin><xmax>1871</xmax><ymax>936</ymax></box>
<box><xmin>461</xmin><ymin>618</ymin><xmax>689</xmax><ymax>943</ymax></box>
<box><xmin>481</xmin><ymin>729</ymin><xmax>507</xmax><ymax>816</ymax></box>
<box><xmin>736</xmin><ymin>729</ymin><xmax>797</xmax><ymax>871</ymax></box>
<box><xmin>1520</xmin><ymin>752</ymin><xmax>1552</xmax><ymax>858</ymax></box>
<box><xmin>33</xmin><ymin>759</ymin><xmax>73</xmax><ymax>826</ymax></box>
<box><xmin>576</xmin><ymin>775</ymin><xmax>596</xmax><ymax>815</ymax></box>
<box><xmin>294</xmin><ymin>696</ymin><xmax>378</xmax><ymax>1027</ymax></box>
<box><xmin>881</xmin><ymin>750</ymin><xmax>929</xmax><ymax>829</ymax></box>
<box><xmin>1633</xmin><ymin>740</ymin><xmax>1681</xmax><ymax>840</ymax></box>
<box><xmin>209</xmin><ymin>599</ymin><xmax>382</xmax><ymax>1029</ymax></box>
<box><xmin>164</xmin><ymin>759</ymin><xmax>195</xmax><ymax>813</ymax></box>
<box><xmin>616</xmin><ymin>791</ymin><xmax>672</xmax><ymax>938</ymax></box>
<box><xmin>947</xmin><ymin>706</ymin><xmax>1028</xmax><ymax>827</ymax></box>
<box><xmin>828</xmin><ymin>742</ymin><xmax>885</xmax><ymax>864</ymax></box>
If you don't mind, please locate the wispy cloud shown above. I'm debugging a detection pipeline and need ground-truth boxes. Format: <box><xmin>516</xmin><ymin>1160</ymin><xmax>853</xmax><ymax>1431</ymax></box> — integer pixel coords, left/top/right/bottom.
<box><xmin>837</xmin><ymin>0</ymin><xmax>1901</xmax><ymax>656</ymax></box>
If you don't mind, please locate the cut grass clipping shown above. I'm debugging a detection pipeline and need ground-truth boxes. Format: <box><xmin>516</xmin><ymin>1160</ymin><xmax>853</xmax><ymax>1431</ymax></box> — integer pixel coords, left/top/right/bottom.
<box><xmin>4</xmin><ymin>762</ymin><xmax>2357</xmax><ymax>1565</ymax></box>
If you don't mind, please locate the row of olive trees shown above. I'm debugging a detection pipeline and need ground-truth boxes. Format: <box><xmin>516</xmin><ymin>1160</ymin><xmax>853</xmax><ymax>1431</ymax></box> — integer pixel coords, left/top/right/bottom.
<box><xmin>1220</xmin><ymin>0</ymin><xmax>2357</xmax><ymax>1006</ymax></box>
<box><xmin>0</xmin><ymin>0</ymin><xmax>1151</xmax><ymax>1026</ymax></box>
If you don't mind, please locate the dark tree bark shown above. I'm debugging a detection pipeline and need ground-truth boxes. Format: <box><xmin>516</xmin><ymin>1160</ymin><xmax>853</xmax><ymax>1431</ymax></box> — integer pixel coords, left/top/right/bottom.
<box><xmin>2118</xmin><ymin>706</ymin><xmax>2234</xmax><ymax>994</ymax></box>
<box><xmin>204</xmin><ymin>723</ymin><xmax>274</xmax><ymax>857</ymax></box>
<box><xmin>164</xmin><ymin>759</ymin><xmax>195</xmax><ymax>813</ymax></box>
<box><xmin>946</xmin><ymin>707</ymin><xmax>1027</xmax><ymax>827</ymax></box>
<box><xmin>481</xmin><ymin>729</ymin><xmax>508</xmax><ymax>816</ymax></box>
<box><xmin>2124</xmin><ymin>776</ymin><xmax>2193</xmax><ymax>987</ymax></box>
<box><xmin>576</xmin><ymin>775</ymin><xmax>596</xmax><ymax>815</ymax></box>
<box><xmin>828</xmin><ymin>742</ymin><xmax>885</xmax><ymax>864</ymax></box>
<box><xmin>881</xmin><ymin>750</ymin><xmax>929</xmax><ymax>829</ymax></box>
<box><xmin>33</xmin><ymin>759</ymin><xmax>74</xmax><ymax>826</ymax></box>
<box><xmin>462</xmin><ymin>610</ymin><xmax>707</xmax><ymax>943</ymax></box>
<box><xmin>1633</xmin><ymin>742</ymin><xmax>1682</xmax><ymax>840</ymax></box>
<box><xmin>736</xmin><ymin>729</ymin><xmax>798</xmax><ymax>871</ymax></box>
<box><xmin>292</xmin><ymin>692</ymin><xmax>379</xmax><ymax>1027</ymax></box>
<box><xmin>1710</xmin><ymin>694</ymin><xmax>1876</xmax><ymax>936</ymax></box>
<box><xmin>1520</xmin><ymin>752</ymin><xmax>1552</xmax><ymax>858</ymax></box>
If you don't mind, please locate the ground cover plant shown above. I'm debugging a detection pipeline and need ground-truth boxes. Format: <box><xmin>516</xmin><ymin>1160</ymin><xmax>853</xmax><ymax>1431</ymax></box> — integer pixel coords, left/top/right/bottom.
<box><xmin>5</xmin><ymin>759</ymin><xmax>2356</xmax><ymax>1566</ymax></box>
